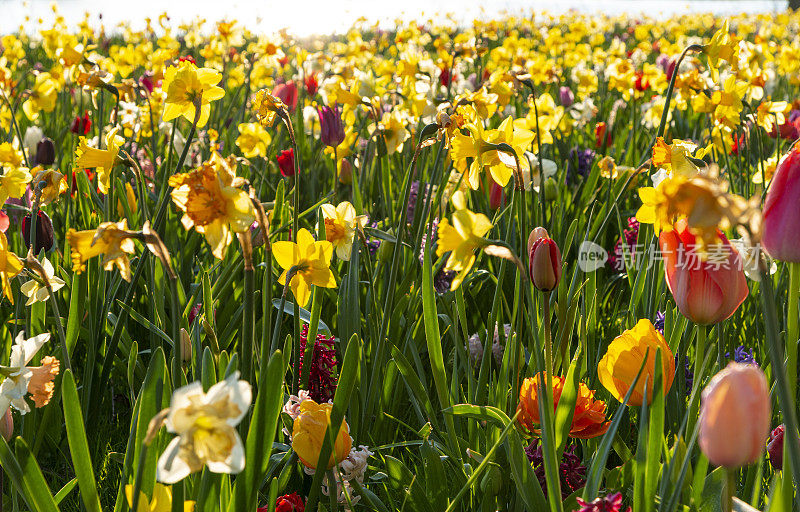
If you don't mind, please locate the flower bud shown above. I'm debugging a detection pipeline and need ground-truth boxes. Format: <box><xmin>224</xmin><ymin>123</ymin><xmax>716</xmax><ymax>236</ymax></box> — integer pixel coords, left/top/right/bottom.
<box><xmin>273</xmin><ymin>81</ymin><xmax>298</xmax><ymax>112</ymax></box>
<box><xmin>767</xmin><ymin>425</ymin><xmax>785</xmax><ymax>471</ymax></box>
<box><xmin>559</xmin><ymin>86</ymin><xmax>574</xmax><ymax>107</ymax></box>
<box><xmin>318</xmin><ymin>104</ymin><xmax>346</xmax><ymax>148</ymax></box>
<box><xmin>277</xmin><ymin>148</ymin><xmax>295</xmax><ymax>177</ymax></box>
<box><xmin>527</xmin><ymin>227</ymin><xmax>561</xmax><ymax>291</ymax></box>
<box><xmin>489</xmin><ymin>181</ymin><xmax>505</xmax><ymax>210</ymax></box>
<box><xmin>761</xmin><ymin>142</ymin><xmax>800</xmax><ymax>262</ymax></box>
<box><xmin>292</xmin><ymin>400</ymin><xmax>351</xmax><ymax>469</ymax></box>
<box><xmin>338</xmin><ymin>159</ymin><xmax>352</xmax><ymax>185</ymax></box>
<box><xmin>0</xmin><ymin>408</ymin><xmax>12</xmax><ymax>442</ymax></box>
<box><xmin>179</xmin><ymin>328</ymin><xmax>192</xmax><ymax>363</ymax></box>
<box><xmin>699</xmin><ymin>362</ymin><xmax>770</xmax><ymax>468</ymax></box>
<box><xmin>36</xmin><ymin>137</ymin><xmax>55</xmax><ymax>166</ymax></box>
<box><xmin>22</xmin><ymin>210</ymin><xmax>55</xmax><ymax>254</ymax></box>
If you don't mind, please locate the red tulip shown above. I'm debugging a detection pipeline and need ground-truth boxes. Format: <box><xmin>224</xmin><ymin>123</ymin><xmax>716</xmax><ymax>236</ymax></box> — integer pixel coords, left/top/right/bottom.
<box><xmin>489</xmin><ymin>181</ymin><xmax>505</xmax><ymax>210</ymax></box>
<box><xmin>762</xmin><ymin>142</ymin><xmax>800</xmax><ymax>262</ymax></box>
<box><xmin>528</xmin><ymin>227</ymin><xmax>562</xmax><ymax>291</ymax></box>
<box><xmin>277</xmin><ymin>148</ymin><xmax>295</xmax><ymax>177</ymax></box>
<box><xmin>273</xmin><ymin>82</ymin><xmax>298</xmax><ymax>112</ymax></box>
<box><xmin>659</xmin><ymin>219</ymin><xmax>749</xmax><ymax>325</ymax></box>
<box><xmin>304</xmin><ymin>73</ymin><xmax>319</xmax><ymax>96</ymax></box>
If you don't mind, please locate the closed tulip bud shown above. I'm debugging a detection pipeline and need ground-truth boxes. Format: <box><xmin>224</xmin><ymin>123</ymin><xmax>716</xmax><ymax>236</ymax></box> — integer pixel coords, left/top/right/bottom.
<box><xmin>699</xmin><ymin>362</ymin><xmax>770</xmax><ymax>469</ymax></box>
<box><xmin>489</xmin><ymin>181</ymin><xmax>505</xmax><ymax>210</ymax></box>
<box><xmin>22</xmin><ymin>210</ymin><xmax>55</xmax><ymax>254</ymax></box>
<box><xmin>659</xmin><ymin>219</ymin><xmax>748</xmax><ymax>325</ymax></box>
<box><xmin>179</xmin><ymin>328</ymin><xmax>192</xmax><ymax>363</ymax></box>
<box><xmin>318</xmin><ymin>104</ymin><xmax>346</xmax><ymax>148</ymax></box>
<box><xmin>761</xmin><ymin>142</ymin><xmax>800</xmax><ymax>262</ymax></box>
<box><xmin>36</xmin><ymin>137</ymin><xmax>55</xmax><ymax>166</ymax></box>
<box><xmin>527</xmin><ymin>227</ymin><xmax>561</xmax><ymax>291</ymax></box>
<box><xmin>338</xmin><ymin>159</ymin><xmax>352</xmax><ymax>185</ymax></box>
<box><xmin>273</xmin><ymin>81</ymin><xmax>298</xmax><ymax>112</ymax></box>
<box><xmin>559</xmin><ymin>86</ymin><xmax>574</xmax><ymax>107</ymax></box>
<box><xmin>0</xmin><ymin>408</ymin><xmax>12</xmax><ymax>441</ymax></box>
<box><xmin>292</xmin><ymin>400</ymin><xmax>352</xmax><ymax>469</ymax></box>
<box><xmin>276</xmin><ymin>148</ymin><xmax>295</xmax><ymax>177</ymax></box>
<box><xmin>767</xmin><ymin>425</ymin><xmax>785</xmax><ymax>471</ymax></box>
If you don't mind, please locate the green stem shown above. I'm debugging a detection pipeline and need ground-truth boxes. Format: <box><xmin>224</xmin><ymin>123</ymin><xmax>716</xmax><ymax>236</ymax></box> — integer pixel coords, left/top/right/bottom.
<box><xmin>169</xmin><ymin>276</ymin><xmax>181</xmax><ymax>390</ymax></box>
<box><xmin>724</xmin><ymin>468</ymin><xmax>736</xmax><ymax>512</ymax></box>
<box><xmin>128</xmin><ymin>443</ymin><xmax>148</xmax><ymax>512</ymax></box>
<box><xmin>47</xmin><ymin>285</ymin><xmax>72</xmax><ymax>373</ymax></box>
<box><xmin>688</xmin><ymin>324</ymin><xmax>707</xmax><ymax>433</ymax></box>
<box><xmin>543</xmin><ymin>291</ymin><xmax>553</xmax><ymax>380</ymax></box>
<box><xmin>241</xmin><ymin>267</ymin><xmax>255</xmax><ymax>384</ymax></box>
<box><xmin>787</xmin><ymin>263</ymin><xmax>799</xmax><ymax>402</ymax></box>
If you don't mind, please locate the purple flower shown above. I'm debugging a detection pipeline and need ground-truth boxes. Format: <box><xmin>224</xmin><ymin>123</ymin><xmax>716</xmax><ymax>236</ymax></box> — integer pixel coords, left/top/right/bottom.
<box><xmin>608</xmin><ymin>217</ymin><xmax>639</xmax><ymax>272</ymax></box>
<box><xmin>420</xmin><ymin>219</ymin><xmax>456</xmax><ymax>293</ymax></box>
<box><xmin>559</xmin><ymin>86</ymin><xmax>574</xmax><ymax>107</ymax></box>
<box><xmin>566</xmin><ymin>147</ymin><xmax>595</xmax><ymax>183</ymax></box>
<box><xmin>298</xmin><ymin>324</ymin><xmax>338</xmax><ymax>403</ymax></box>
<box><xmin>526</xmin><ymin>440</ymin><xmax>586</xmax><ymax>500</ymax></box>
<box><xmin>725</xmin><ymin>345</ymin><xmax>756</xmax><ymax>365</ymax></box>
<box><xmin>317</xmin><ymin>104</ymin><xmax>346</xmax><ymax>148</ymax></box>
<box><xmin>653</xmin><ymin>311</ymin><xmax>665</xmax><ymax>334</ymax></box>
<box><xmin>406</xmin><ymin>181</ymin><xmax>431</xmax><ymax>222</ymax></box>
<box><xmin>574</xmin><ymin>492</ymin><xmax>630</xmax><ymax>512</ymax></box>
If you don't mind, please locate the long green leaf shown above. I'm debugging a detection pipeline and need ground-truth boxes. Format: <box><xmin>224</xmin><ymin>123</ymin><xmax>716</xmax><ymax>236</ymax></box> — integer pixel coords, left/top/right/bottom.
<box><xmin>62</xmin><ymin>369</ymin><xmax>103</xmax><ymax>512</ymax></box>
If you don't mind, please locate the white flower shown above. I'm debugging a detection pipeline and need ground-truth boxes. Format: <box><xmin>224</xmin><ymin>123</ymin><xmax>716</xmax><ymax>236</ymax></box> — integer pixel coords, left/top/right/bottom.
<box><xmin>20</xmin><ymin>257</ymin><xmax>65</xmax><ymax>306</ymax></box>
<box><xmin>522</xmin><ymin>156</ymin><xmax>557</xmax><ymax>192</ymax></box>
<box><xmin>156</xmin><ymin>372</ymin><xmax>252</xmax><ymax>484</ymax></box>
<box><xmin>0</xmin><ymin>332</ymin><xmax>51</xmax><ymax>415</ymax></box>
<box><xmin>23</xmin><ymin>126</ymin><xmax>44</xmax><ymax>160</ymax></box>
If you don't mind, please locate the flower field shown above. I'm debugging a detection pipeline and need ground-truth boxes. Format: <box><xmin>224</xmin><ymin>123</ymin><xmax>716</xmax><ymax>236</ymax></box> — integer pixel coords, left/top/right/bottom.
<box><xmin>1</xmin><ymin>5</ymin><xmax>800</xmax><ymax>511</ymax></box>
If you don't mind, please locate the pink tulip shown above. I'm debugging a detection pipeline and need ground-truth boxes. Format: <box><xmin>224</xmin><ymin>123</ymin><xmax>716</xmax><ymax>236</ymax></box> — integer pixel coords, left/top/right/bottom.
<box><xmin>528</xmin><ymin>227</ymin><xmax>561</xmax><ymax>292</ymax></box>
<box><xmin>659</xmin><ymin>219</ymin><xmax>749</xmax><ymax>325</ymax></box>
<box><xmin>762</xmin><ymin>142</ymin><xmax>800</xmax><ymax>262</ymax></box>
<box><xmin>273</xmin><ymin>82</ymin><xmax>298</xmax><ymax>112</ymax></box>
<box><xmin>699</xmin><ymin>362</ymin><xmax>770</xmax><ymax>468</ymax></box>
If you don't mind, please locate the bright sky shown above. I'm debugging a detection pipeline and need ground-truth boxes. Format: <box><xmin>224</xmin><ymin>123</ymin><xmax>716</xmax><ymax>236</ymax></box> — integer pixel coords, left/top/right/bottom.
<box><xmin>1</xmin><ymin>0</ymin><xmax>787</xmax><ymax>36</ymax></box>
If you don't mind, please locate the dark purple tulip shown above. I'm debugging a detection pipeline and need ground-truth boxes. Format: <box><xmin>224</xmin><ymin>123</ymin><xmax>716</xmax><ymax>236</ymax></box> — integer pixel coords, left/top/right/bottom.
<box><xmin>317</xmin><ymin>104</ymin><xmax>346</xmax><ymax>148</ymax></box>
<box><xmin>22</xmin><ymin>210</ymin><xmax>55</xmax><ymax>254</ymax></box>
<box><xmin>36</xmin><ymin>137</ymin><xmax>55</xmax><ymax>166</ymax></box>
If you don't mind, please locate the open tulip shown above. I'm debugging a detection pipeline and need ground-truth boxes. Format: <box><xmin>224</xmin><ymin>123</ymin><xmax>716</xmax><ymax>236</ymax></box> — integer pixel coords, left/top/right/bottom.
<box><xmin>527</xmin><ymin>227</ymin><xmax>561</xmax><ymax>291</ymax></box>
<box><xmin>517</xmin><ymin>373</ymin><xmax>609</xmax><ymax>439</ymax></box>
<box><xmin>762</xmin><ymin>142</ymin><xmax>800</xmax><ymax>262</ymax></box>
<box><xmin>659</xmin><ymin>219</ymin><xmax>748</xmax><ymax>325</ymax></box>
<box><xmin>598</xmin><ymin>319</ymin><xmax>675</xmax><ymax>406</ymax></box>
<box><xmin>291</xmin><ymin>400</ymin><xmax>352</xmax><ymax>469</ymax></box>
<box><xmin>699</xmin><ymin>362</ymin><xmax>770</xmax><ymax>468</ymax></box>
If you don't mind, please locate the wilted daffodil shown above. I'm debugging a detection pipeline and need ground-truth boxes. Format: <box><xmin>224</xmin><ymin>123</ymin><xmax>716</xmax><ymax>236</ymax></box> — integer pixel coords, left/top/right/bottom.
<box><xmin>74</xmin><ymin>126</ymin><xmax>125</xmax><ymax>194</ymax></box>
<box><xmin>0</xmin><ymin>231</ymin><xmax>24</xmax><ymax>303</ymax></box>
<box><xmin>162</xmin><ymin>61</ymin><xmax>225</xmax><ymax>128</ymax></box>
<box><xmin>66</xmin><ymin>219</ymin><xmax>137</xmax><ymax>281</ymax></box>
<box><xmin>169</xmin><ymin>153</ymin><xmax>256</xmax><ymax>259</ymax></box>
<box><xmin>252</xmin><ymin>89</ymin><xmax>286</xmax><ymax>128</ymax></box>
<box><xmin>126</xmin><ymin>483</ymin><xmax>195</xmax><ymax>512</ymax></box>
<box><xmin>517</xmin><ymin>373</ymin><xmax>610</xmax><ymax>439</ymax></box>
<box><xmin>0</xmin><ymin>332</ymin><xmax>58</xmax><ymax>414</ymax></box>
<box><xmin>272</xmin><ymin>228</ymin><xmax>337</xmax><ymax>307</ymax></box>
<box><xmin>598</xmin><ymin>319</ymin><xmax>675</xmax><ymax>407</ymax></box>
<box><xmin>20</xmin><ymin>257</ymin><xmax>65</xmax><ymax>306</ymax></box>
<box><xmin>235</xmin><ymin>122</ymin><xmax>272</xmax><ymax>159</ymax></box>
<box><xmin>31</xmin><ymin>168</ymin><xmax>68</xmax><ymax>205</ymax></box>
<box><xmin>157</xmin><ymin>372</ymin><xmax>252</xmax><ymax>484</ymax></box>
<box><xmin>292</xmin><ymin>399</ymin><xmax>352</xmax><ymax>470</ymax></box>
<box><xmin>320</xmin><ymin>201</ymin><xmax>368</xmax><ymax>261</ymax></box>
<box><xmin>436</xmin><ymin>192</ymin><xmax>492</xmax><ymax>290</ymax></box>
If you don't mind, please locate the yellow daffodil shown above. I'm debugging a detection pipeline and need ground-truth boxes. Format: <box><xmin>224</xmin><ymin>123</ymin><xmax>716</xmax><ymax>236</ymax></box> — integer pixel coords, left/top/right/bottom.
<box><xmin>235</xmin><ymin>122</ymin><xmax>272</xmax><ymax>159</ymax></box>
<box><xmin>486</xmin><ymin>116</ymin><xmax>535</xmax><ymax>187</ymax></box>
<box><xmin>436</xmin><ymin>192</ymin><xmax>492</xmax><ymax>290</ymax></box>
<box><xmin>704</xmin><ymin>19</ymin><xmax>739</xmax><ymax>80</ymax></box>
<box><xmin>169</xmin><ymin>153</ymin><xmax>256</xmax><ymax>259</ymax></box>
<box><xmin>0</xmin><ymin>232</ymin><xmax>23</xmax><ymax>303</ymax></box>
<box><xmin>598</xmin><ymin>319</ymin><xmax>675</xmax><ymax>407</ymax></box>
<box><xmin>116</xmin><ymin>182</ymin><xmax>137</xmax><ymax>218</ymax></box>
<box><xmin>66</xmin><ymin>219</ymin><xmax>137</xmax><ymax>281</ymax></box>
<box><xmin>272</xmin><ymin>228</ymin><xmax>337</xmax><ymax>307</ymax></box>
<box><xmin>162</xmin><ymin>61</ymin><xmax>225</xmax><ymax>128</ymax></box>
<box><xmin>753</xmin><ymin>100</ymin><xmax>788</xmax><ymax>133</ymax></box>
<box><xmin>0</xmin><ymin>142</ymin><xmax>24</xmax><ymax>169</ymax></box>
<box><xmin>377</xmin><ymin>110</ymin><xmax>410</xmax><ymax>155</ymax></box>
<box><xmin>157</xmin><ymin>373</ymin><xmax>251</xmax><ymax>483</ymax></box>
<box><xmin>74</xmin><ymin>126</ymin><xmax>125</xmax><ymax>194</ymax></box>
<box><xmin>0</xmin><ymin>166</ymin><xmax>32</xmax><ymax>206</ymax></box>
<box><xmin>650</xmin><ymin>137</ymin><xmax>701</xmax><ymax>177</ymax></box>
<box><xmin>22</xmin><ymin>72</ymin><xmax>58</xmax><ymax>121</ymax></box>
<box><xmin>320</xmin><ymin>201</ymin><xmax>368</xmax><ymax>261</ymax></box>
<box><xmin>20</xmin><ymin>257</ymin><xmax>65</xmax><ymax>306</ymax></box>
<box><xmin>126</xmin><ymin>483</ymin><xmax>195</xmax><ymax>512</ymax></box>
<box><xmin>450</xmin><ymin>122</ymin><xmax>492</xmax><ymax>190</ymax></box>
<box><xmin>292</xmin><ymin>399</ymin><xmax>352</xmax><ymax>470</ymax></box>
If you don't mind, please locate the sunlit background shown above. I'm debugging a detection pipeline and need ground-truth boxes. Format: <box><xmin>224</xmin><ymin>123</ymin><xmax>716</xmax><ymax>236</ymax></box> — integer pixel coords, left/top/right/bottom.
<box><xmin>0</xmin><ymin>0</ymin><xmax>788</xmax><ymax>35</ymax></box>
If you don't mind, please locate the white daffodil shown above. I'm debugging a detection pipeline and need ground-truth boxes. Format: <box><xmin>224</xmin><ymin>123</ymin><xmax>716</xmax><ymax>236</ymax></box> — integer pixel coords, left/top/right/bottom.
<box><xmin>320</xmin><ymin>201</ymin><xmax>368</xmax><ymax>261</ymax></box>
<box><xmin>0</xmin><ymin>332</ymin><xmax>51</xmax><ymax>415</ymax></box>
<box><xmin>20</xmin><ymin>257</ymin><xmax>65</xmax><ymax>306</ymax></box>
<box><xmin>157</xmin><ymin>372</ymin><xmax>252</xmax><ymax>484</ymax></box>
<box><xmin>522</xmin><ymin>155</ymin><xmax>557</xmax><ymax>192</ymax></box>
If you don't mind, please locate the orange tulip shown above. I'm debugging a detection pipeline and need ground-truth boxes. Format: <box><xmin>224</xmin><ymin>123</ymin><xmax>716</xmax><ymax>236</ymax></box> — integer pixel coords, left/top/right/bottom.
<box><xmin>517</xmin><ymin>373</ymin><xmax>609</xmax><ymax>439</ymax></box>
<box><xmin>659</xmin><ymin>219</ymin><xmax>748</xmax><ymax>325</ymax></box>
